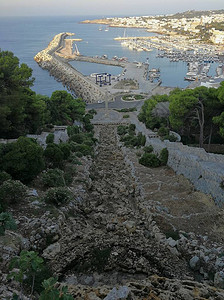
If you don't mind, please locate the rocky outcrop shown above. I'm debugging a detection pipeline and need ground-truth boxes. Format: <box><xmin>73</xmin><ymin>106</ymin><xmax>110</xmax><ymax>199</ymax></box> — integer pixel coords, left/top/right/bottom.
<box><xmin>66</xmin><ymin>275</ymin><xmax>224</xmax><ymax>299</ymax></box>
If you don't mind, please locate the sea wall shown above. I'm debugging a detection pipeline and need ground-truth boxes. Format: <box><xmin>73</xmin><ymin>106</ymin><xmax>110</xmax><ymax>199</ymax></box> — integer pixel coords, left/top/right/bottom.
<box><xmin>34</xmin><ymin>33</ymin><xmax>111</xmax><ymax>103</ymax></box>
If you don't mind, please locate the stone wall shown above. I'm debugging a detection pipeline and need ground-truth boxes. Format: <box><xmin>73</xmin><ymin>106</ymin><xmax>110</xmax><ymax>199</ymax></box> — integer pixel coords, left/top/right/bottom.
<box><xmin>0</xmin><ymin>129</ymin><xmax>69</xmax><ymax>149</ymax></box>
<box><xmin>146</xmin><ymin>138</ymin><xmax>224</xmax><ymax>206</ymax></box>
<box><xmin>132</xmin><ymin>117</ymin><xmax>224</xmax><ymax>206</ymax></box>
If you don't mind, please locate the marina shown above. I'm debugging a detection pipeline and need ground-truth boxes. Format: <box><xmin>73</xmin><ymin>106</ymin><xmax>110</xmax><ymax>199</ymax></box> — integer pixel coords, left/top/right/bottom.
<box><xmin>34</xmin><ymin>30</ymin><xmax>224</xmax><ymax>100</ymax></box>
<box><xmin>1</xmin><ymin>16</ymin><xmax>223</xmax><ymax>96</ymax></box>
<box><xmin>114</xmin><ymin>34</ymin><xmax>224</xmax><ymax>85</ymax></box>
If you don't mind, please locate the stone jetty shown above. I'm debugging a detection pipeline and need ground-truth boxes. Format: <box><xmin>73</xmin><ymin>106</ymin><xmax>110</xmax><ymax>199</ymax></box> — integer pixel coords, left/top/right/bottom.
<box><xmin>34</xmin><ymin>33</ymin><xmax>112</xmax><ymax>103</ymax></box>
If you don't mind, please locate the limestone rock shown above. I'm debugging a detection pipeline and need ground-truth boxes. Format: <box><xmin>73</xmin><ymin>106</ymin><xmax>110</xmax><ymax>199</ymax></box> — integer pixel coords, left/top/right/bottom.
<box><xmin>214</xmin><ymin>271</ymin><xmax>224</xmax><ymax>289</ymax></box>
<box><xmin>104</xmin><ymin>286</ymin><xmax>131</xmax><ymax>300</ymax></box>
<box><xmin>42</xmin><ymin>242</ymin><xmax>61</xmax><ymax>259</ymax></box>
<box><xmin>189</xmin><ymin>255</ymin><xmax>200</xmax><ymax>270</ymax></box>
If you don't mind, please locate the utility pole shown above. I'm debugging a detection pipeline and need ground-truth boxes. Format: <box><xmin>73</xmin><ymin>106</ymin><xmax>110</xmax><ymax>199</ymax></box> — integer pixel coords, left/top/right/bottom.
<box><xmin>105</xmin><ymin>95</ymin><xmax>109</xmax><ymax>117</ymax></box>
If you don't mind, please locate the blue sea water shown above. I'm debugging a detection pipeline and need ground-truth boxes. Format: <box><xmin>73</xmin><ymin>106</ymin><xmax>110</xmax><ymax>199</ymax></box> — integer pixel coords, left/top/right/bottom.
<box><xmin>0</xmin><ymin>15</ymin><xmax>197</xmax><ymax>96</ymax></box>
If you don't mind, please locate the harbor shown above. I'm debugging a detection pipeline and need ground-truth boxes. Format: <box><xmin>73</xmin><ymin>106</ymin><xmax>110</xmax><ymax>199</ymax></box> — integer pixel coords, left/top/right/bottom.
<box><xmin>34</xmin><ymin>32</ymin><xmax>161</xmax><ymax>102</ymax></box>
<box><xmin>34</xmin><ymin>26</ymin><xmax>224</xmax><ymax>100</ymax></box>
<box><xmin>113</xmin><ymin>33</ymin><xmax>224</xmax><ymax>86</ymax></box>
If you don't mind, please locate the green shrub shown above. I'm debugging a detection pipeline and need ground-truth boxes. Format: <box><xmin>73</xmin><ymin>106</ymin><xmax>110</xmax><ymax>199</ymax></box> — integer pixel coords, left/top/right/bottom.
<box><xmin>143</xmin><ymin>145</ymin><xmax>153</xmax><ymax>153</ymax></box>
<box><xmin>124</xmin><ymin>136</ymin><xmax>139</xmax><ymax>147</ymax></box>
<box><xmin>41</xmin><ymin>169</ymin><xmax>65</xmax><ymax>188</ymax></box>
<box><xmin>134</xmin><ymin>94</ymin><xmax>144</xmax><ymax>100</ymax></box>
<box><xmin>69</xmin><ymin>133</ymin><xmax>85</xmax><ymax>144</ymax></box>
<box><xmin>83</xmin><ymin>114</ymin><xmax>94</xmax><ymax>132</ymax></box>
<box><xmin>129</xmin><ymin>124</ymin><xmax>136</xmax><ymax>133</ymax></box>
<box><xmin>159</xmin><ymin>148</ymin><xmax>169</xmax><ymax>165</ymax></box>
<box><xmin>139</xmin><ymin>153</ymin><xmax>161</xmax><ymax>168</ymax></box>
<box><xmin>120</xmin><ymin>134</ymin><xmax>133</xmax><ymax>143</ymax></box>
<box><xmin>24</xmin><ymin>265</ymin><xmax>52</xmax><ymax>294</ymax></box>
<box><xmin>84</xmin><ymin>122</ymin><xmax>94</xmax><ymax>132</ymax></box>
<box><xmin>88</xmin><ymin>109</ymin><xmax>97</xmax><ymax>115</ymax></box>
<box><xmin>74</xmin><ymin>151</ymin><xmax>83</xmax><ymax>158</ymax></box>
<box><xmin>46</xmin><ymin>133</ymin><xmax>54</xmax><ymax>144</ymax></box>
<box><xmin>0</xmin><ymin>171</ymin><xmax>12</xmax><ymax>185</ymax></box>
<box><xmin>0</xmin><ymin>180</ymin><xmax>27</xmax><ymax>209</ymax></box>
<box><xmin>8</xmin><ymin>250</ymin><xmax>44</xmax><ymax>298</ymax></box>
<box><xmin>44</xmin><ymin>144</ymin><xmax>64</xmax><ymax>167</ymax></box>
<box><xmin>158</xmin><ymin>127</ymin><xmax>169</xmax><ymax>137</ymax></box>
<box><xmin>162</xmin><ymin>134</ymin><xmax>177</xmax><ymax>142</ymax></box>
<box><xmin>117</xmin><ymin>125</ymin><xmax>128</xmax><ymax>135</ymax></box>
<box><xmin>69</xmin><ymin>133</ymin><xmax>95</xmax><ymax>147</ymax></box>
<box><xmin>123</xmin><ymin>114</ymin><xmax>130</xmax><ymax>118</ymax></box>
<box><xmin>0</xmin><ymin>212</ymin><xmax>17</xmax><ymax>235</ymax></box>
<box><xmin>58</xmin><ymin>143</ymin><xmax>71</xmax><ymax>160</ymax></box>
<box><xmin>1</xmin><ymin>137</ymin><xmax>45</xmax><ymax>183</ymax></box>
<box><xmin>44</xmin><ymin>187</ymin><xmax>72</xmax><ymax>206</ymax></box>
<box><xmin>40</xmin><ymin>277</ymin><xmax>74</xmax><ymax>300</ymax></box>
<box><xmin>67</xmin><ymin>125</ymin><xmax>80</xmax><ymax>137</ymax></box>
<box><xmin>137</xmin><ymin>132</ymin><xmax>146</xmax><ymax>146</ymax></box>
<box><xmin>115</xmin><ymin>107</ymin><xmax>137</xmax><ymax>112</ymax></box>
<box><xmin>68</xmin><ymin>154</ymin><xmax>82</xmax><ymax>165</ymax></box>
<box><xmin>71</xmin><ymin>144</ymin><xmax>93</xmax><ymax>156</ymax></box>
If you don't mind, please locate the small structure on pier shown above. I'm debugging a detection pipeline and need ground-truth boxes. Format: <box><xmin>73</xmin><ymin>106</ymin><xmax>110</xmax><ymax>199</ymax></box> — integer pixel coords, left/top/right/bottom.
<box><xmin>95</xmin><ymin>73</ymin><xmax>111</xmax><ymax>87</ymax></box>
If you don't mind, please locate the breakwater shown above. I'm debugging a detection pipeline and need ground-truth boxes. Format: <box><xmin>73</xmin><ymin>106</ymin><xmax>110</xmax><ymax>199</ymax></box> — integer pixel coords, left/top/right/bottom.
<box><xmin>34</xmin><ymin>33</ymin><xmax>113</xmax><ymax>103</ymax></box>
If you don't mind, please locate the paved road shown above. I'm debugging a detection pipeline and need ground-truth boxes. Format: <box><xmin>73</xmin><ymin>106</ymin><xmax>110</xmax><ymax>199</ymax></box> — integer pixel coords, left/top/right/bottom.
<box><xmin>87</xmin><ymin>95</ymin><xmax>145</xmax><ymax>112</ymax></box>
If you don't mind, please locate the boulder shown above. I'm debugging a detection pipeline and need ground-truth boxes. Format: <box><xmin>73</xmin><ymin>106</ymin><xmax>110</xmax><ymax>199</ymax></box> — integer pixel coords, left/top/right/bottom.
<box><xmin>104</xmin><ymin>286</ymin><xmax>131</xmax><ymax>300</ymax></box>
<box><xmin>189</xmin><ymin>256</ymin><xmax>200</xmax><ymax>270</ymax></box>
<box><xmin>214</xmin><ymin>271</ymin><xmax>224</xmax><ymax>289</ymax></box>
<box><xmin>42</xmin><ymin>242</ymin><xmax>61</xmax><ymax>259</ymax></box>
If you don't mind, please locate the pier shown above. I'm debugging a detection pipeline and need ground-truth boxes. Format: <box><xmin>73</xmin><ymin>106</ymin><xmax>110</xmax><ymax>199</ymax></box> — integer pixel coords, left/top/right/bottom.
<box><xmin>34</xmin><ymin>33</ymin><xmax>112</xmax><ymax>103</ymax></box>
<box><xmin>34</xmin><ymin>32</ymin><xmax>159</xmax><ymax>102</ymax></box>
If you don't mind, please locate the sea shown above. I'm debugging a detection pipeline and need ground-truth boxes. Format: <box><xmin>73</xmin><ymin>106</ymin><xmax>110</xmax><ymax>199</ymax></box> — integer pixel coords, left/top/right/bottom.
<box><xmin>0</xmin><ymin>15</ymin><xmax>219</xmax><ymax>96</ymax></box>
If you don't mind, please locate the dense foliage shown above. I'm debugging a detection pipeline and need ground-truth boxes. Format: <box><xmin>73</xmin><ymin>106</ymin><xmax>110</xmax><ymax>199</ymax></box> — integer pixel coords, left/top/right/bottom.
<box><xmin>117</xmin><ymin>124</ymin><xmax>146</xmax><ymax>148</ymax></box>
<box><xmin>138</xmin><ymin>84</ymin><xmax>224</xmax><ymax>147</ymax></box>
<box><xmin>138</xmin><ymin>146</ymin><xmax>169</xmax><ymax>167</ymax></box>
<box><xmin>0</xmin><ymin>51</ymin><xmax>86</xmax><ymax>138</ymax></box>
<box><xmin>0</xmin><ymin>179</ymin><xmax>27</xmax><ymax>210</ymax></box>
<box><xmin>44</xmin><ymin>187</ymin><xmax>72</xmax><ymax>206</ymax></box>
<box><xmin>0</xmin><ymin>212</ymin><xmax>17</xmax><ymax>235</ymax></box>
<box><xmin>139</xmin><ymin>152</ymin><xmax>161</xmax><ymax>168</ymax></box>
<box><xmin>0</xmin><ymin>51</ymin><xmax>48</xmax><ymax>138</ymax></box>
<box><xmin>0</xmin><ymin>137</ymin><xmax>45</xmax><ymax>182</ymax></box>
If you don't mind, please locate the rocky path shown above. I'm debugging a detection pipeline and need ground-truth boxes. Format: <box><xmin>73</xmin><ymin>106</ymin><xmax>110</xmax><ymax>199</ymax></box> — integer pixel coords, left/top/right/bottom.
<box><xmin>48</xmin><ymin>125</ymin><xmax>192</xmax><ymax>286</ymax></box>
<box><xmin>54</xmin><ymin>125</ymin><xmax>224</xmax><ymax>299</ymax></box>
<box><xmin>2</xmin><ymin>124</ymin><xmax>224</xmax><ymax>299</ymax></box>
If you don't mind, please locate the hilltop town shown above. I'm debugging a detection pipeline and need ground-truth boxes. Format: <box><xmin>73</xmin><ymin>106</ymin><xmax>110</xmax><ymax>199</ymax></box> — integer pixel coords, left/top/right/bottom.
<box><xmin>82</xmin><ymin>9</ymin><xmax>224</xmax><ymax>45</ymax></box>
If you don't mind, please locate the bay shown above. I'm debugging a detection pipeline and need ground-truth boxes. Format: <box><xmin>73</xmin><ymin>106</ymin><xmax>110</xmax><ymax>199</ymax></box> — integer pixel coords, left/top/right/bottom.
<box><xmin>0</xmin><ymin>15</ymin><xmax>192</xmax><ymax>96</ymax></box>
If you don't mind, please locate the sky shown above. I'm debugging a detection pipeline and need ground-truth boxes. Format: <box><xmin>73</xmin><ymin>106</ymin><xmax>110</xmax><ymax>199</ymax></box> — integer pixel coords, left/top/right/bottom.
<box><xmin>0</xmin><ymin>0</ymin><xmax>223</xmax><ymax>17</ymax></box>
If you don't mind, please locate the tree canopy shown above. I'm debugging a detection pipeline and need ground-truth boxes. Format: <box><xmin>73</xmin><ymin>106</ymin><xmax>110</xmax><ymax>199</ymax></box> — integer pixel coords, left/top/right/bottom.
<box><xmin>47</xmin><ymin>90</ymin><xmax>85</xmax><ymax>125</ymax></box>
<box><xmin>0</xmin><ymin>50</ymin><xmax>48</xmax><ymax>138</ymax></box>
<box><xmin>138</xmin><ymin>84</ymin><xmax>224</xmax><ymax>147</ymax></box>
<box><xmin>0</xmin><ymin>137</ymin><xmax>45</xmax><ymax>182</ymax></box>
